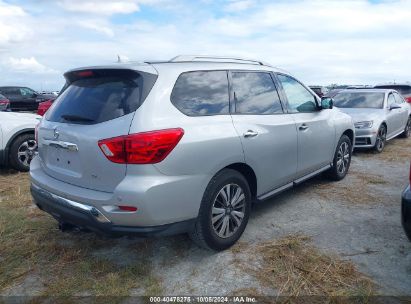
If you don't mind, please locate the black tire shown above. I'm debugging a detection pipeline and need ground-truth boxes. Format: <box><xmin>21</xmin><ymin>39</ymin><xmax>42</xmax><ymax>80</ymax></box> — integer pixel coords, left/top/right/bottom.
<box><xmin>327</xmin><ymin>135</ymin><xmax>352</xmax><ymax>181</ymax></box>
<box><xmin>373</xmin><ymin>124</ymin><xmax>387</xmax><ymax>153</ymax></box>
<box><xmin>8</xmin><ymin>133</ymin><xmax>37</xmax><ymax>172</ymax></box>
<box><xmin>401</xmin><ymin>116</ymin><xmax>411</xmax><ymax>138</ymax></box>
<box><xmin>190</xmin><ymin>169</ymin><xmax>251</xmax><ymax>251</ymax></box>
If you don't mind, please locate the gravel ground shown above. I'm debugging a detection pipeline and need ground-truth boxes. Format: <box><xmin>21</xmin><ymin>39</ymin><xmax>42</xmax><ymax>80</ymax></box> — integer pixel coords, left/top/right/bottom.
<box><xmin>148</xmin><ymin>138</ymin><xmax>411</xmax><ymax>296</ymax></box>
<box><xmin>1</xmin><ymin>137</ymin><xmax>410</xmax><ymax>297</ymax></box>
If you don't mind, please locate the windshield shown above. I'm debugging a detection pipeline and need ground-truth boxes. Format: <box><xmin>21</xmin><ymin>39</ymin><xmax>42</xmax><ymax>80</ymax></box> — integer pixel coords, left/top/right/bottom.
<box><xmin>333</xmin><ymin>92</ymin><xmax>384</xmax><ymax>109</ymax></box>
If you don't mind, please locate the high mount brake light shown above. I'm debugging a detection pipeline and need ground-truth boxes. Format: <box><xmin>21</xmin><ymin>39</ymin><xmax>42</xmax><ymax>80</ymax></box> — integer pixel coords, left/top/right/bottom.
<box><xmin>98</xmin><ymin>128</ymin><xmax>184</xmax><ymax>164</ymax></box>
<box><xmin>76</xmin><ymin>70</ymin><xmax>94</xmax><ymax>77</ymax></box>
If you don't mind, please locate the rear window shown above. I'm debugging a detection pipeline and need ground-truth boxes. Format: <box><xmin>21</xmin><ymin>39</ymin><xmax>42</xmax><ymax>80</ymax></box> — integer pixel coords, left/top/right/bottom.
<box><xmin>333</xmin><ymin>92</ymin><xmax>385</xmax><ymax>109</ymax></box>
<box><xmin>375</xmin><ymin>85</ymin><xmax>411</xmax><ymax>96</ymax></box>
<box><xmin>171</xmin><ymin>71</ymin><xmax>229</xmax><ymax>116</ymax></box>
<box><xmin>46</xmin><ymin>70</ymin><xmax>156</xmax><ymax>124</ymax></box>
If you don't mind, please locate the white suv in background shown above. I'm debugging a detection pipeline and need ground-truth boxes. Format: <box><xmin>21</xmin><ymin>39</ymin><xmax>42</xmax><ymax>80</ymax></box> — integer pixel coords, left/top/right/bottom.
<box><xmin>0</xmin><ymin>112</ymin><xmax>40</xmax><ymax>171</ymax></box>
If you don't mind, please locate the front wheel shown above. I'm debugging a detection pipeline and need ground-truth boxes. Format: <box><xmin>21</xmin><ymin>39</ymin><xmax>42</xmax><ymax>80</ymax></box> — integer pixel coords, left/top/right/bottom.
<box><xmin>327</xmin><ymin>135</ymin><xmax>352</xmax><ymax>181</ymax></box>
<box><xmin>373</xmin><ymin>124</ymin><xmax>387</xmax><ymax>153</ymax></box>
<box><xmin>401</xmin><ymin>116</ymin><xmax>411</xmax><ymax>138</ymax></box>
<box><xmin>190</xmin><ymin>169</ymin><xmax>251</xmax><ymax>251</ymax></box>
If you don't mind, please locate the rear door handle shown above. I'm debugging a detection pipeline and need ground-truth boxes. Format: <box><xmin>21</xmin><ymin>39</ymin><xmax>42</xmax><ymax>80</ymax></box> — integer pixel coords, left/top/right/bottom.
<box><xmin>299</xmin><ymin>124</ymin><xmax>309</xmax><ymax>131</ymax></box>
<box><xmin>243</xmin><ymin>130</ymin><xmax>258</xmax><ymax>138</ymax></box>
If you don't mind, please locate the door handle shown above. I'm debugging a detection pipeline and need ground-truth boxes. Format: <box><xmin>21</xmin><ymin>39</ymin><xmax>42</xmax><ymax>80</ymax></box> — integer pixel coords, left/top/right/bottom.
<box><xmin>299</xmin><ymin>124</ymin><xmax>309</xmax><ymax>131</ymax></box>
<box><xmin>243</xmin><ymin>130</ymin><xmax>258</xmax><ymax>138</ymax></box>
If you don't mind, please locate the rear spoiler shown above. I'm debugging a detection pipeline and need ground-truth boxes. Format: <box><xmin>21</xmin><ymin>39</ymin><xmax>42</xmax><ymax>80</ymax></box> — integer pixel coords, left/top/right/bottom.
<box><xmin>62</xmin><ymin>67</ymin><xmax>158</xmax><ymax>103</ymax></box>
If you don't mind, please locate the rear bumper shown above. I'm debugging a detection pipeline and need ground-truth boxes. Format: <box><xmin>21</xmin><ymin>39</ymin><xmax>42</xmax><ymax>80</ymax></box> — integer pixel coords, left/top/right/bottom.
<box><xmin>401</xmin><ymin>185</ymin><xmax>411</xmax><ymax>241</ymax></box>
<box><xmin>31</xmin><ymin>183</ymin><xmax>195</xmax><ymax>237</ymax></box>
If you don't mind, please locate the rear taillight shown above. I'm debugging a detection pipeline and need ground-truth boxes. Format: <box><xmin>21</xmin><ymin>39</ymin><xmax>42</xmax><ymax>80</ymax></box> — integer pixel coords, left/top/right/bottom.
<box><xmin>98</xmin><ymin>128</ymin><xmax>184</xmax><ymax>164</ymax></box>
<box><xmin>406</xmin><ymin>96</ymin><xmax>411</xmax><ymax>103</ymax></box>
<box><xmin>0</xmin><ymin>99</ymin><xmax>9</xmax><ymax>106</ymax></box>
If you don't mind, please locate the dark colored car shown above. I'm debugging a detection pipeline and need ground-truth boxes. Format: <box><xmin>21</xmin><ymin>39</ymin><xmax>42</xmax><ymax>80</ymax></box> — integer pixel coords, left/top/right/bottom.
<box><xmin>0</xmin><ymin>93</ymin><xmax>10</xmax><ymax>111</ymax></box>
<box><xmin>0</xmin><ymin>86</ymin><xmax>55</xmax><ymax>112</ymax></box>
<box><xmin>374</xmin><ymin>84</ymin><xmax>411</xmax><ymax>103</ymax></box>
<box><xmin>309</xmin><ymin>86</ymin><xmax>329</xmax><ymax>98</ymax></box>
<box><xmin>402</xmin><ymin>161</ymin><xmax>411</xmax><ymax>241</ymax></box>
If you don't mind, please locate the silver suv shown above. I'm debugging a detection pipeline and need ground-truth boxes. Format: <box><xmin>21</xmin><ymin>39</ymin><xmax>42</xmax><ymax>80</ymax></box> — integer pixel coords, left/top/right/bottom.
<box><xmin>30</xmin><ymin>55</ymin><xmax>355</xmax><ymax>250</ymax></box>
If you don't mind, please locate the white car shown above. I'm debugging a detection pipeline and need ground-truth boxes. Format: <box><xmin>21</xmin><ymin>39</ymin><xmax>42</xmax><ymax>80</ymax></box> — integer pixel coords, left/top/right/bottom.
<box><xmin>0</xmin><ymin>112</ymin><xmax>41</xmax><ymax>171</ymax></box>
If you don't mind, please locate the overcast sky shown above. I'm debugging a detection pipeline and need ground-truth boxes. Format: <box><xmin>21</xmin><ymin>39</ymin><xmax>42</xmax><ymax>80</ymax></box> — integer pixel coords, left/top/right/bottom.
<box><xmin>0</xmin><ymin>0</ymin><xmax>410</xmax><ymax>91</ymax></box>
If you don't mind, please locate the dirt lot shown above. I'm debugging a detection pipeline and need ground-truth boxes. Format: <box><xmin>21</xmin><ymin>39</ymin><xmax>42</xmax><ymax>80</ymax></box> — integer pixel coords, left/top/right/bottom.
<box><xmin>0</xmin><ymin>137</ymin><xmax>410</xmax><ymax>299</ymax></box>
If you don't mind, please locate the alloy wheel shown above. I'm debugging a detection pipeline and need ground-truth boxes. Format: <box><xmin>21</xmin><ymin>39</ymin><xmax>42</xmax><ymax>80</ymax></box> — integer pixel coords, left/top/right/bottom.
<box><xmin>336</xmin><ymin>141</ymin><xmax>350</xmax><ymax>174</ymax></box>
<box><xmin>406</xmin><ymin>118</ymin><xmax>411</xmax><ymax>137</ymax></box>
<box><xmin>375</xmin><ymin>126</ymin><xmax>386</xmax><ymax>152</ymax></box>
<box><xmin>17</xmin><ymin>139</ymin><xmax>37</xmax><ymax>168</ymax></box>
<box><xmin>211</xmin><ymin>183</ymin><xmax>246</xmax><ymax>239</ymax></box>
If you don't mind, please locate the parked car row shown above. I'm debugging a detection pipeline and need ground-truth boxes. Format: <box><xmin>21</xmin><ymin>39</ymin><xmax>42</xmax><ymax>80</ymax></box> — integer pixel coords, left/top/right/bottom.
<box><xmin>1</xmin><ymin>55</ymin><xmax>410</xmax><ymax>249</ymax></box>
<box><xmin>332</xmin><ymin>89</ymin><xmax>411</xmax><ymax>152</ymax></box>
<box><xmin>0</xmin><ymin>86</ymin><xmax>56</xmax><ymax>113</ymax></box>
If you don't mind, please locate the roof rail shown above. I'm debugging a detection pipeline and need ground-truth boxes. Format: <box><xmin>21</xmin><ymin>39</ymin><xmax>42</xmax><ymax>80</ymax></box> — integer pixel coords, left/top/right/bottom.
<box><xmin>169</xmin><ymin>55</ymin><xmax>272</xmax><ymax>66</ymax></box>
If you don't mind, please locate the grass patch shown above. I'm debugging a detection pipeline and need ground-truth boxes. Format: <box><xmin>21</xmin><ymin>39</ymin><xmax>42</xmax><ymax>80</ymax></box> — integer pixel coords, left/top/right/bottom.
<box><xmin>355</xmin><ymin>137</ymin><xmax>410</xmax><ymax>162</ymax></box>
<box><xmin>0</xmin><ymin>171</ymin><xmax>162</xmax><ymax>297</ymax></box>
<box><xmin>253</xmin><ymin>235</ymin><xmax>375</xmax><ymax>297</ymax></box>
<box><xmin>304</xmin><ymin>169</ymin><xmax>388</xmax><ymax>205</ymax></box>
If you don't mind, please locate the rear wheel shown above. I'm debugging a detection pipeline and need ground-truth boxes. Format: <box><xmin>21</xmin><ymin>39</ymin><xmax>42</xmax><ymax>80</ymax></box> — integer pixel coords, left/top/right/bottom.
<box><xmin>327</xmin><ymin>135</ymin><xmax>352</xmax><ymax>181</ymax></box>
<box><xmin>9</xmin><ymin>134</ymin><xmax>37</xmax><ymax>172</ymax></box>
<box><xmin>401</xmin><ymin>116</ymin><xmax>411</xmax><ymax>138</ymax></box>
<box><xmin>373</xmin><ymin>124</ymin><xmax>387</xmax><ymax>153</ymax></box>
<box><xmin>190</xmin><ymin>169</ymin><xmax>251</xmax><ymax>251</ymax></box>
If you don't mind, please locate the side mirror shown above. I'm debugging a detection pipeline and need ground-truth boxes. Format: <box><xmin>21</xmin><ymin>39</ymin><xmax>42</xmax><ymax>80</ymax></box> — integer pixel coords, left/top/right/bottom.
<box><xmin>389</xmin><ymin>103</ymin><xmax>401</xmax><ymax>110</ymax></box>
<box><xmin>321</xmin><ymin>97</ymin><xmax>333</xmax><ymax>109</ymax></box>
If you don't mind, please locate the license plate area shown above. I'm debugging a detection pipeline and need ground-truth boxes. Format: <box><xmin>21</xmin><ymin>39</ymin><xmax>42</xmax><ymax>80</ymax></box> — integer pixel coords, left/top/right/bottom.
<box><xmin>45</xmin><ymin>146</ymin><xmax>82</xmax><ymax>178</ymax></box>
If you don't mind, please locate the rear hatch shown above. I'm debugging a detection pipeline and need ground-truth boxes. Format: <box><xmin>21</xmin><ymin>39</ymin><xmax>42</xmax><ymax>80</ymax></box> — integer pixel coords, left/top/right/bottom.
<box><xmin>38</xmin><ymin>66</ymin><xmax>157</xmax><ymax>192</ymax></box>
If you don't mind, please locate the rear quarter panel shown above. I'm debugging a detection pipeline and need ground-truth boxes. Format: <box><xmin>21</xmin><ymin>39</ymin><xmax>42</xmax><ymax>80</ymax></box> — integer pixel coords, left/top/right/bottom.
<box><xmin>127</xmin><ymin>67</ymin><xmax>245</xmax><ymax>220</ymax></box>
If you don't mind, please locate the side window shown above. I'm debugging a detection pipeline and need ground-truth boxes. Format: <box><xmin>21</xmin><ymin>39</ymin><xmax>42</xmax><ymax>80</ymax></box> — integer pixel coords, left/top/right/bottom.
<box><xmin>277</xmin><ymin>74</ymin><xmax>317</xmax><ymax>113</ymax></box>
<box><xmin>171</xmin><ymin>71</ymin><xmax>229</xmax><ymax>116</ymax></box>
<box><xmin>20</xmin><ymin>88</ymin><xmax>34</xmax><ymax>97</ymax></box>
<box><xmin>394</xmin><ymin>92</ymin><xmax>404</xmax><ymax>104</ymax></box>
<box><xmin>231</xmin><ymin>72</ymin><xmax>283</xmax><ymax>114</ymax></box>
<box><xmin>387</xmin><ymin>94</ymin><xmax>396</xmax><ymax>107</ymax></box>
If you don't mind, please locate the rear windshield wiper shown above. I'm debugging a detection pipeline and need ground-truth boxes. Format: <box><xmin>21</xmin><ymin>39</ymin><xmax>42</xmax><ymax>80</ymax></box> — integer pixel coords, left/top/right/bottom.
<box><xmin>61</xmin><ymin>114</ymin><xmax>95</xmax><ymax>123</ymax></box>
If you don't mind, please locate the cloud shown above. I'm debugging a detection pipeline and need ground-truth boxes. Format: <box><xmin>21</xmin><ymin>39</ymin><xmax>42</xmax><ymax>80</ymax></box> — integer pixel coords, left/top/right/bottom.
<box><xmin>1</xmin><ymin>0</ymin><xmax>411</xmax><ymax>90</ymax></box>
<box><xmin>0</xmin><ymin>1</ymin><xmax>30</xmax><ymax>46</ymax></box>
<box><xmin>77</xmin><ymin>20</ymin><xmax>115</xmax><ymax>37</ymax></box>
<box><xmin>4</xmin><ymin>57</ymin><xmax>58</xmax><ymax>74</ymax></box>
<box><xmin>57</xmin><ymin>0</ymin><xmax>162</xmax><ymax>15</ymax></box>
<box><xmin>224</xmin><ymin>0</ymin><xmax>255</xmax><ymax>12</ymax></box>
